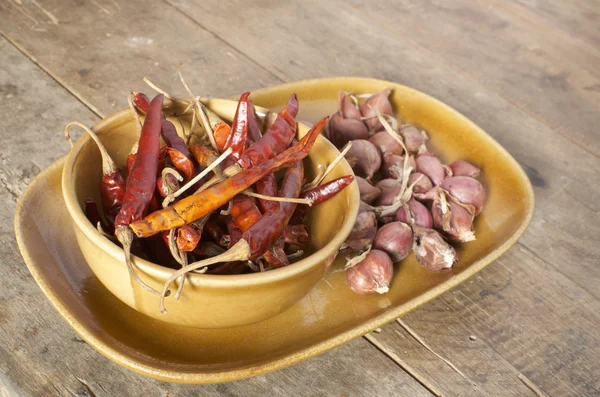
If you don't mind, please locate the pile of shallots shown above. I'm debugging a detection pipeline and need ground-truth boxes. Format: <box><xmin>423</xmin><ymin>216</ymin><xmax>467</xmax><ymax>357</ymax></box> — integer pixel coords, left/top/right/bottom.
<box><xmin>327</xmin><ymin>89</ymin><xmax>486</xmax><ymax>295</ymax></box>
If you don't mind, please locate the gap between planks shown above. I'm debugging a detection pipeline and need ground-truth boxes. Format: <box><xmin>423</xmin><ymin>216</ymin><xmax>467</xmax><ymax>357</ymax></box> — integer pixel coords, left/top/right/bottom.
<box><xmin>342</xmin><ymin>1</ymin><xmax>600</xmax><ymax>160</ymax></box>
<box><xmin>363</xmin><ymin>333</ymin><xmax>444</xmax><ymax>397</ymax></box>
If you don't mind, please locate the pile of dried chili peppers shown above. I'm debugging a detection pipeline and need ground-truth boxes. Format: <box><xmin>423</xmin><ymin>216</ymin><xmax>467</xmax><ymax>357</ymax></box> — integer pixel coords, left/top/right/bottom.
<box><xmin>65</xmin><ymin>78</ymin><xmax>354</xmax><ymax>313</ymax></box>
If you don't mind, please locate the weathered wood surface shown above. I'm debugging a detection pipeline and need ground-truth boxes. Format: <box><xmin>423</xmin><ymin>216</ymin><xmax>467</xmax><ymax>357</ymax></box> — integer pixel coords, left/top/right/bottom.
<box><xmin>1</xmin><ymin>0</ymin><xmax>600</xmax><ymax>395</ymax></box>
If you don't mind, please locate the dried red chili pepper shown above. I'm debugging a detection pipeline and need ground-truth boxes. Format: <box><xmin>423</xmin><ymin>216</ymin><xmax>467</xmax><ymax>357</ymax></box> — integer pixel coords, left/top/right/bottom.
<box><xmin>237</xmin><ymin>94</ymin><xmax>299</xmax><ymax>170</ymax></box>
<box><xmin>132</xmin><ymin>92</ymin><xmax>151</xmax><ymax>113</ymax></box>
<box><xmin>115</xmin><ymin>94</ymin><xmax>164</xmax><ymax>230</ymax></box>
<box><xmin>230</xmin><ymin>195</ymin><xmax>262</xmax><ymax>232</ymax></box>
<box><xmin>204</xmin><ymin>214</ymin><xmax>230</xmax><ymax>246</ymax></box>
<box><xmin>130</xmin><ymin>117</ymin><xmax>326</xmax><ymax>238</ymax></box>
<box><xmin>156</xmin><ymin>173</ymin><xmax>181</xmax><ymax>198</ymax></box>
<box><xmin>255</xmin><ymin>172</ymin><xmax>279</xmax><ymax>213</ymax></box>
<box><xmin>114</xmin><ymin>94</ymin><xmax>164</xmax><ymax>295</ymax></box>
<box><xmin>284</xmin><ymin>224</ymin><xmax>310</xmax><ymax>247</ymax></box>
<box><xmin>223</xmin><ymin>92</ymin><xmax>251</xmax><ymax>160</ymax></box>
<box><xmin>301</xmin><ymin>175</ymin><xmax>354</xmax><ymax>205</ymax></box>
<box><xmin>243</xmin><ymin>158</ymin><xmax>303</xmax><ymax>260</ymax></box>
<box><xmin>246</xmin><ymin>100</ymin><xmax>262</xmax><ymax>146</ymax></box>
<box><xmin>213</xmin><ymin>122</ymin><xmax>231</xmax><ymax>153</ymax></box>
<box><xmin>263</xmin><ymin>236</ymin><xmax>289</xmax><ymax>268</ymax></box>
<box><xmin>162</xmin><ymin>119</ymin><xmax>191</xmax><ymax>158</ymax></box>
<box><xmin>165</xmin><ymin>147</ymin><xmax>194</xmax><ymax>182</ymax></box>
<box><xmin>176</xmin><ymin>225</ymin><xmax>202</xmax><ymax>252</ymax></box>
<box><xmin>65</xmin><ymin>122</ymin><xmax>126</xmax><ymax>228</ymax></box>
<box><xmin>189</xmin><ymin>144</ymin><xmax>219</xmax><ymax>167</ymax></box>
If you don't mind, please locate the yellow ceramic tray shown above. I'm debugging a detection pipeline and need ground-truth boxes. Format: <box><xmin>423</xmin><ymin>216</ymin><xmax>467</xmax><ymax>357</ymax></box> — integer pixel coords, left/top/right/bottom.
<box><xmin>14</xmin><ymin>77</ymin><xmax>534</xmax><ymax>383</ymax></box>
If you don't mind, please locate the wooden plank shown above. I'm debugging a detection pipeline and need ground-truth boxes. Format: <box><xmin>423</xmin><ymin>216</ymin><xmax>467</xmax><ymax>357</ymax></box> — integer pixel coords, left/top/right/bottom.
<box><xmin>0</xmin><ymin>36</ymin><xmax>432</xmax><ymax>396</ymax></box>
<box><xmin>0</xmin><ymin>0</ymin><xmax>281</xmax><ymax>118</ymax></box>
<box><xmin>441</xmin><ymin>246</ymin><xmax>600</xmax><ymax>397</ymax></box>
<box><xmin>344</xmin><ymin>0</ymin><xmax>600</xmax><ymax>157</ymax></box>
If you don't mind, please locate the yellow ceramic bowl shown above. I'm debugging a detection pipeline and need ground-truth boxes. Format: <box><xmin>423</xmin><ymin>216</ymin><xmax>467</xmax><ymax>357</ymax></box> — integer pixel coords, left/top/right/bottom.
<box><xmin>61</xmin><ymin>99</ymin><xmax>359</xmax><ymax>329</ymax></box>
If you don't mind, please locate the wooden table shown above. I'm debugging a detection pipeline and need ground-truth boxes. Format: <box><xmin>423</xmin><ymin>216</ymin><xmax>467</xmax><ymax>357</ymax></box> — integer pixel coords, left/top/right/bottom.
<box><xmin>1</xmin><ymin>1</ymin><xmax>599</xmax><ymax>396</ymax></box>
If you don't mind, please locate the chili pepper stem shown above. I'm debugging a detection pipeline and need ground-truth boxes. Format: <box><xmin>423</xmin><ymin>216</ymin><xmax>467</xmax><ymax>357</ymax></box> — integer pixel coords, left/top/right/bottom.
<box><xmin>64</xmin><ymin>122</ymin><xmax>117</xmax><ymax>175</ymax></box>
<box><xmin>163</xmin><ymin>147</ymin><xmax>233</xmax><ymax>207</ymax></box>
<box><xmin>302</xmin><ymin>164</ymin><xmax>326</xmax><ymax>191</ymax></box>
<box><xmin>303</xmin><ymin>141</ymin><xmax>352</xmax><ymax>190</ymax></box>
<box><xmin>243</xmin><ymin>191</ymin><xmax>314</xmax><ymax>206</ymax></box>
<box><xmin>193</xmin><ymin>163</ymin><xmax>241</xmax><ymax>194</ymax></box>
<box><xmin>220</xmin><ymin>199</ymin><xmax>234</xmax><ymax>216</ymax></box>
<box><xmin>115</xmin><ymin>226</ymin><xmax>161</xmax><ymax>296</ymax></box>
<box><xmin>176</xmin><ymin>64</ymin><xmax>219</xmax><ymax>152</ymax></box>
<box><xmin>159</xmin><ymin>239</ymin><xmax>251</xmax><ymax>313</ymax></box>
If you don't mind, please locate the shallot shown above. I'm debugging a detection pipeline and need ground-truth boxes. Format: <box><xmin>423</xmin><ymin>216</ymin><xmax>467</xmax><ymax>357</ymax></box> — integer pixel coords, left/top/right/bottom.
<box><xmin>396</xmin><ymin>198</ymin><xmax>433</xmax><ymax>228</ymax></box>
<box><xmin>449</xmin><ymin>160</ymin><xmax>481</xmax><ymax>178</ymax></box>
<box><xmin>357</xmin><ymin>176</ymin><xmax>382</xmax><ymax>204</ymax></box>
<box><xmin>369</xmin><ymin>131</ymin><xmax>404</xmax><ymax>156</ymax></box>
<box><xmin>360</xmin><ymin>88</ymin><xmax>393</xmax><ymax>131</ymax></box>
<box><xmin>373</xmin><ymin>222</ymin><xmax>413</xmax><ymax>262</ymax></box>
<box><xmin>345</xmin><ymin>203</ymin><xmax>378</xmax><ymax>251</ymax></box>
<box><xmin>329</xmin><ymin>112</ymin><xmax>369</xmax><ymax>148</ymax></box>
<box><xmin>432</xmin><ymin>190</ymin><xmax>475</xmax><ymax>242</ymax></box>
<box><xmin>408</xmin><ymin>172</ymin><xmax>433</xmax><ymax>194</ymax></box>
<box><xmin>416</xmin><ymin>152</ymin><xmax>445</xmax><ymax>185</ymax></box>
<box><xmin>346</xmin><ymin>249</ymin><xmax>393</xmax><ymax>294</ymax></box>
<box><xmin>440</xmin><ymin>176</ymin><xmax>486</xmax><ymax>215</ymax></box>
<box><xmin>413</xmin><ymin>226</ymin><xmax>457</xmax><ymax>271</ymax></box>
<box><xmin>400</xmin><ymin>125</ymin><xmax>427</xmax><ymax>154</ymax></box>
<box><xmin>344</xmin><ymin>139</ymin><xmax>381</xmax><ymax>180</ymax></box>
<box><xmin>382</xmin><ymin>153</ymin><xmax>415</xmax><ymax>179</ymax></box>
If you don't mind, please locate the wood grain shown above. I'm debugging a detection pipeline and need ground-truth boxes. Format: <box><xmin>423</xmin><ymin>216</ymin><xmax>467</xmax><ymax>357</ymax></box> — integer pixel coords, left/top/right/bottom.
<box><xmin>1</xmin><ymin>0</ymin><xmax>600</xmax><ymax>395</ymax></box>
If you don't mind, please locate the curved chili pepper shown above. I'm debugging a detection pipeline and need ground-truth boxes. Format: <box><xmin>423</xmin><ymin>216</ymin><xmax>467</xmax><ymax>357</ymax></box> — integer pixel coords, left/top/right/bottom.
<box><xmin>162</xmin><ymin>119</ymin><xmax>191</xmax><ymax>158</ymax></box>
<box><xmin>65</xmin><ymin>122</ymin><xmax>126</xmax><ymax>228</ymax></box>
<box><xmin>213</xmin><ymin>121</ymin><xmax>231</xmax><ymax>153</ymax></box>
<box><xmin>301</xmin><ymin>175</ymin><xmax>354</xmax><ymax>205</ymax></box>
<box><xmin>101</xmin><ymin>172</ymin><xmax>126</xmax><ymax>227</ymax></box>
<box><xmin>115</xmin><ymin>94</ymin><xmax>164</xmax><ymax>230</ymax></box>
<box><xmin>177</xmin><ymin>225</ymin><xmax>202</xmax><ymax>252</ymax></box>
<box><xmin>263</xmin><ymin>236</ymin><xmax>289</xmax><ymax>268</ymax></box>
<box><xmin>230</xmin><ymin>195</ymin><xmax>262</xmax><ymax>232</ymax></box>
<box><xmin>132</xmin><ymin>92</ymin><xmax>151</xmax><ymax>113</ymax></box>
<box><xmin>165</xmin><ymin>147</ymin><xmax>195</xmax><ymax>182</ymax></box>
<box><xmin>284</xmin><ymin>224</ymin><xmax>310</xmax><ymax>247</ymax></box>
<box><xmin>227</xmin><ymin>219</ymin><xmax>243</xmax><ymax>247</ymax></box>
<box><xmin>204</xmin><ymin>214</ymin><xmax>229</xmax><ymax>246</ymax></box>
<box><xmin>189</xmin><ymin>144</ymin><xmax>218</xmax><ymax>167</ymax></box>
<box><xmin>237</xmin><ymin>94</ymin><xmax>299</xmax><ymax>170</ymax></box>
<box><xmin>242</xmin><ymin>158</ymin><xmax>303</xmax><ymax>260</ymax></box>
<box><xmin>129</xmin><ymin>117</ymin><xmax>326</xmax><ymax>238</ymax></box>
<box><xmin>255</xmin><ymin>172</ymin><xmax>279</xmax><ymax>213</ymax></box>
<box><xmin>247</xmin><ymin>101</ymin><xmax>262</xmax><ymax>146</ymax></box>
<box><xmin>223</xmin><ymin>92</ymin><xmax>251</xmax><ymax>160</ymax></box>
<box><xmin>156</xmin><ymin>173</ymin><xmax>180</xmax><ymax>198</ymax></box>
